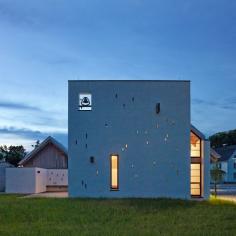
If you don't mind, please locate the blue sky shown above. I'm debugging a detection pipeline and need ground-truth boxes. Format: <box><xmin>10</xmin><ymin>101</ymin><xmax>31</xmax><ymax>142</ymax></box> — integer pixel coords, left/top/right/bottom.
<box><xmin>0</xmin><ymin>0</ymin><xmax>236</xmax><ymax>150</ymax></box>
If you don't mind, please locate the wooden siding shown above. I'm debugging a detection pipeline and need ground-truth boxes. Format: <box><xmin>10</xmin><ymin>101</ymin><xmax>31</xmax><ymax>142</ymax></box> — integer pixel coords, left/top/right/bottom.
<box><xmin>24</xmin><ymin>143</ymin><xmax>68</xmax><ymax>169</ymax></box>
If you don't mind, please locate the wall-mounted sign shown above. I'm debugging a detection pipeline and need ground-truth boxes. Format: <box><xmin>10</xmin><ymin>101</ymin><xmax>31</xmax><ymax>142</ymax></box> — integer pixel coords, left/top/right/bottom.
<box><xmin>79</xmin><ymin>93</ymin><xmax>92</xmax><ymax>111</ymax></box>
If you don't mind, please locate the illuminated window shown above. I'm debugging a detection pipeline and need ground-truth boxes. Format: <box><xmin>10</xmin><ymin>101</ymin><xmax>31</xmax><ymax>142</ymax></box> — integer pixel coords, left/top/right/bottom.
<box><xmin>191</xmin><ymin>132</ymin><xmax>201</xmax><ymax>157</ymax></box>
<box><xmin>191</xmin><ymin>163</ymin><xmax>201</xmax><ymax>196</ymax></box>
<box><xmin>110</xmin><ymin>155</ymin><xmax>119</xmax><ymax>190</ymax></box>
<box><xmin>190</xmin><ymin>131</ymin><xmax>202</xmax><ymax>197</ymax></box>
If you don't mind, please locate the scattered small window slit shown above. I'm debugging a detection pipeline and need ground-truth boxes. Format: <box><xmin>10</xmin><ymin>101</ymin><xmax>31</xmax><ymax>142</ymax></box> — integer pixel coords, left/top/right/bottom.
<box><xmin>156</xmin><ymin>103</ymin><xmax>161</xmax><ymax>114</ymax></box>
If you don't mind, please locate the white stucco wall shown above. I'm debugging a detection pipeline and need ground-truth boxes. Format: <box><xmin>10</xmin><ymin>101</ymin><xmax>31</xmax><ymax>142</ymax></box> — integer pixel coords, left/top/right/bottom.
<box><xmin>47</xmin><ymin>169</ymin><xmax>68</xmax><ymax>186</ymax></box>
<box><xmin>221</xmin><ymin>162</ymin><xmax>227</xmax><ymax>173</ymax></box>
<box><xmin>69</xmin><ymin>80</ymin><xmax>191</xmax><ymax>199</ymax></box>
<box><xmin>202</xmin><ymin>140</ymin><xmax>210</xmax><ymax>199</ymax></box>
<box><xmin>35</xmin><ymin>168</ymin><xmax>47</xmax><ymax>193</ymax></box>
<box><xmin>6</xmin><ymin>168</ymin><xmax>47</xmax><ymax>194</ymax></box>
<box><xmin>5</xmin><ymin>168</ymin><xmax>68</xmax><ymax>194</ymax></box>
<box><xmin>0</xmin><ymin>168</ymin><xmax>6</xmax><ymax>192</ymax></box>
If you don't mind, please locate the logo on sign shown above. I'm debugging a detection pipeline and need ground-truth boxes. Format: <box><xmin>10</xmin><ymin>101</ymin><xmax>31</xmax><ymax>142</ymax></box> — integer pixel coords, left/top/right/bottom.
<box><xmin>79</xmin><ymin>94</ymin><xmax>92</xmax><ymax>111</ymax></box>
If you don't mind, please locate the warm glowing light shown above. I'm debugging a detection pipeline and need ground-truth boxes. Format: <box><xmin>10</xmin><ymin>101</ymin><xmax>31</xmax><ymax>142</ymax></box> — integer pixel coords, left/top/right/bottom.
<box><xmin>111</xmin><ymin>155</ymin><xmax>118</xmax><ymax>190</ymax></box>
<box><xmin>191</xmin><ymin>132</ymin><xmax>201</xmax><ymax>157</ymax></box>
<box><xmin>191</xmin><ymin>163</ymin><xmax>201</xmax><ymax>196</ymax></box>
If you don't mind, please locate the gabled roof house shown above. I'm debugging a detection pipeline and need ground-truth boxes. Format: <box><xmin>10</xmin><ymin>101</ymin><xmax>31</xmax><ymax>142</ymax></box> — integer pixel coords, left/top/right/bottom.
<box><xmin>214</xmin><ymin>145</ymin><xmax>236</xmax><ymax>182</ymax></box>
<box><xmin>19</xmin><ymin>136</ymin><xmax>68</xmax><ymax>169</ymax></box>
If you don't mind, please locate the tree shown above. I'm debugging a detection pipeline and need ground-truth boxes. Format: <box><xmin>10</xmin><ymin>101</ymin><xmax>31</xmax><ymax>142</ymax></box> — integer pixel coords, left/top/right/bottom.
<box><xmin>0</xmin><ymin>145</ymin><xmax>26</xmax><ymax>166</ymax></box>
<box><xmin>210</xmin><ymin>164</ymin><xmax>225</xmax><ymax>197</ymax></box>
<box><xmin>31</xmin><ymin>140</ymin><xmax>40</xmax><ymax>149</ymax></box>
<box><xmin>209</xmin><ymin>129</ymin><xmax>236</xmax><ymax>148</ymax></box>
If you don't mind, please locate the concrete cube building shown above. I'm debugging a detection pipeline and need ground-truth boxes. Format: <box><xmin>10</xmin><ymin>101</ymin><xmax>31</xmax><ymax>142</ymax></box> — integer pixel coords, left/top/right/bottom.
<box><xmin>68</xmin><ymin>80</ymin><xmax>210</xmax><ymax>199</ymax></box>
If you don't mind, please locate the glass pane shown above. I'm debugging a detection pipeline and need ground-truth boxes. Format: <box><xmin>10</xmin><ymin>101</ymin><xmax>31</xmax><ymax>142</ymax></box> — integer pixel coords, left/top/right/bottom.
<box><xmin>191</xmin><ymin>170</ymin><xmax>200</xmax><ymax>176</ymax></box>
<box><xmin>191</xmin><ymin>163</ymin><xmax>201</xmax><ymax>196</ymax></box>
<box><xmin>191</xmin><ymin>187</ymin><xmax>200</xmax><ymax>196</ymax></box>
<box><xmin>191</xmin><ymin>132</ymin><xmax>201</xmax><ymax>157</ymax></box>
<box><xmin>191</xmin><ymin>176</ymin><xmax>200</xmax><ymax>182</ymax></box>
<box><xmin>111</xmin><ymin>155</ymin><xmax>118</xmax><ymax>189</ymax></box>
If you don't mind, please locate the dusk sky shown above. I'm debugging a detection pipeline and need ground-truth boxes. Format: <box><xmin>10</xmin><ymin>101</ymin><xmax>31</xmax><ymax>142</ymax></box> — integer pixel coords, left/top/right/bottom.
<box><xmin>0</xmin><ymin>0</ymin><xmax>236</xmax><ymax>150</ymax></box>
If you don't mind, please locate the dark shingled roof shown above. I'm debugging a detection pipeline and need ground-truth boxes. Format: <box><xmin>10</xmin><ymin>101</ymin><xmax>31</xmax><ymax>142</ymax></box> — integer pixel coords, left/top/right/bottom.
<box><xmin>215</xmin><ymin>145</ymin><xmax>236</xmax><ymax>162</ymax></box>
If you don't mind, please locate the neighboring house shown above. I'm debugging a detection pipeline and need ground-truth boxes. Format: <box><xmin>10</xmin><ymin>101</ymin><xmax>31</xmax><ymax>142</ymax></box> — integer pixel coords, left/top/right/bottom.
<box><xmin>210</xmin><ymin>148</ymin><xmax>222</xmax><ymax>183</ymax></box>
<box><xmin>210</xmin><ymin>148</ymin><xmax>221</xmax><ymax>163</ymax></box>
<box><xmin>5</xmin><ymin>136</ymin><xmax>68</xmax><ymax>194</ymax></box>
<box><xmin>0</xmin><ymin>159</ymin><xmax>13</xmax><ymax>192</ymax></box>
<box><xmin>214</xmin><ymin>145</ymin><xmax>236</xmax><ymax>183</ymax></box>
<box><xmin>18</xmin><ymin>136</ymin><xmax>68</xmax><ymax>169</ymax></box>
<box><xmin>68</xmin><ymin>80</ymin><xmax>210</xmax><ymax>199</ymax></box>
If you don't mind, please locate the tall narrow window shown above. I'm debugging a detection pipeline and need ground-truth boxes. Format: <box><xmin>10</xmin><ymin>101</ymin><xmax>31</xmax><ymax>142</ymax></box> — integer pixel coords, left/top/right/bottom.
<box><xmin>190</xmin><ymin>163</ymin><xmax>201</xmax><ymax>196</ymax></box>
<box><xmin>190</xmin><ymin>131</ymin><xmax>202</xmax><ymax>197</ymax></box>
<box><xmin>110</xmin><ymin>155</ymin><xmax>119</xmax><ymax>190</ymax></box>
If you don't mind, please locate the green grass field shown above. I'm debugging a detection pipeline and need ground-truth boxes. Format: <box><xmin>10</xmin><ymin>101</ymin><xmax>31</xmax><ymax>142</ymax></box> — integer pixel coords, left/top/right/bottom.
<box><xmin>0</xmin><ymin>195</ymin><xmax>236</xmax><ymax>235</ymax></box>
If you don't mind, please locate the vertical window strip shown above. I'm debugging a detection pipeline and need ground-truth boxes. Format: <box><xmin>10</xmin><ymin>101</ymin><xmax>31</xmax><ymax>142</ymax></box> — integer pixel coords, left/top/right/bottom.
<box><xmin>110</xmin><ymin>155</ymin><xmax>119</xmax><ymax>190</ymax></box>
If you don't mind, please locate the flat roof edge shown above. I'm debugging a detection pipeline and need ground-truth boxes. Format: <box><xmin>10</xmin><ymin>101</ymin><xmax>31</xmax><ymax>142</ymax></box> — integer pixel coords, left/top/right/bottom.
<box><xmin>68</xmin><ymin>80</ymin><xmax>190</xmax><ymax>82</ymax></box>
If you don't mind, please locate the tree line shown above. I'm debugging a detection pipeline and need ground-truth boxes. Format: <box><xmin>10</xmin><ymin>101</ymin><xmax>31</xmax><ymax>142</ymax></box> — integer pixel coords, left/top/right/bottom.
<box><xmin>0</xmin><ymin>140</ymin><xmax>40</xmax><ymax>166</ymax></box>
<box><xmin>209</xmin><ymin>129</ymin><xmax>236</xmax><ymax>148</ymax></box>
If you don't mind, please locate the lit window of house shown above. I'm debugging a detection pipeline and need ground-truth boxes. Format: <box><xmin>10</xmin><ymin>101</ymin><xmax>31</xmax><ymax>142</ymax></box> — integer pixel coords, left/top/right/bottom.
<box><xmin>190</xmin><ymin>132</ymin><xmax>202</xmax><ymax>197</ymax></box>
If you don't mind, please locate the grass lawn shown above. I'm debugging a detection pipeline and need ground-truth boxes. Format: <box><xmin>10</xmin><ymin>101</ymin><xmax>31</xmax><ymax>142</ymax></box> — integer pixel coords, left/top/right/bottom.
<box><xmin>0</xmin><ymin>195</ymin><xmax>236</xmax><ymax>235</ymax></box>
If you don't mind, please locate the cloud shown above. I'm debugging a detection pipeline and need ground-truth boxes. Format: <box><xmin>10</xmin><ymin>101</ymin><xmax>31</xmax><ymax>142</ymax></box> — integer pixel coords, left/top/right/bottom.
<box><xmin>224</xmin><ymin>96</ymin><xmax>236</xmax><ymax>105</ymax></box>
<box><xmin>0</xmin><ymin>101</ymin><xmax>41</xmax><ymax>111</ymax></box>
<box><xmin>33</xmin><ymin>52</ymin><xmax>79</xmax><ymax>66</ymax></box>
<box><xmin>0</xmin><ymin>127</ymin><xmax>45</xmax><ymax>139</ymax></box>
<box><xmin>0</xmin><ymin>1</ymin><xmax>78</xmax><ymax>30</ymax></box>
<box><xmin>0</xmin><ymin>1</ymin><xmax>38</xmax><ymax>28</ymax></box>
<box><xmin>0</xmin><ymin>126</ymin><xmax>67</xmax><ymax>149</ymax></box>
<box><xmin>192</xmin><ymin>98</ymin><xmax>216</xmax><ymax>106</ymax></box>
<box><xmin>192</xmin><ymin>98</ymin><xmax>236</xmax><ymax>111</ymax></box>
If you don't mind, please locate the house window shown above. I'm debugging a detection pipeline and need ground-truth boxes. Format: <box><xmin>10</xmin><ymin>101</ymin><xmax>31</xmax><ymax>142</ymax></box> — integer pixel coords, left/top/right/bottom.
<box><xmin>191</xmin><ymin>132</ymin><xmax>201</xmax><ymax>157</ymax></box>
<box><xmin>110</xmin><ymin>155</ymin><xmax>119</xmax><ymax>190</ymax></box>
<box><xmin>217</xmin><ymin>163</ymin><xmax>222</xmax><ymax>169</ymax></box>
<box><xmin>190</xmin><ymin>163</ymin><xmax>201</xmax><ymax>196</ymax></box>
<box><xmin>190</xmin><ymin>131</ymin><xmax>202</xmax><ymax>197</ymax></box>
<box><xmin>234</xmin><ymin>162</ymin><xmax>236</xmax><ymax>169</ymax></box>
<box><xmin>234</xmin><ymin>173</ymin><xmax>236</xmax><ymax>179</ymax></box>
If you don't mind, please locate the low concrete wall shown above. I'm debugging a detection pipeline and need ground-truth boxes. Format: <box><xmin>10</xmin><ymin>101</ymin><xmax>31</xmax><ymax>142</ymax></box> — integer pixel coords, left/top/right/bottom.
<box><xmin>5</xmin><ymin>168</ymin><xmax>68</xmax><ymax>194</ymax></box>
<box><xmin>0</xmin><ymin>168</ymin><xmax>6</xmax><ymax>192</ymax></box>
<box><xmin>0</xmin><ymin>163</ymin><xmax>13</xmax><ymax>192</ymax></box>
<box><xmin>6</xmin><ymin>168</ymin><xmax>47</xmax><ymax>194</ymax></box>
<box><xmin>47</xmin><ymin>169</ymin><xmax>68</xmax><ymax>186</ymax></box>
